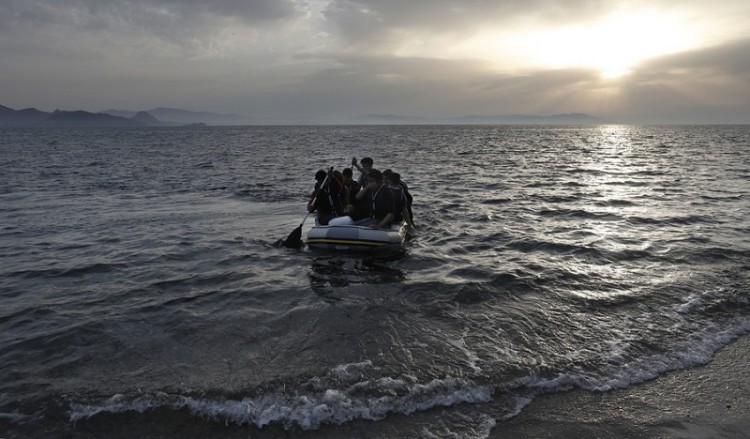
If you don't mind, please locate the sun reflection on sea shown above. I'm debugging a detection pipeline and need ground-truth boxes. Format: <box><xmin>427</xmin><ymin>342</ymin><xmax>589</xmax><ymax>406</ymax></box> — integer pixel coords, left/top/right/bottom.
<box><xmin>562</xmin><ymin>126</ymin><xmax>669</xmax><ymax>302</ymax></box>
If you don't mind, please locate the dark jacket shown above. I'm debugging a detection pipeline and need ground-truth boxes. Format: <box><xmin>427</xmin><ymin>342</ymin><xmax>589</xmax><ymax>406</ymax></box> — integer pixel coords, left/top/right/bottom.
<box><xmin>310</xmin><ymin>182</ymin><xmax>346</xmax><ymax>225</ymax></box>
<box><xmin>368</xmin><ymin>184</ymin><xmax>395</xmax><ymax>222</ymax></box>
<box><xmin>389</xmin><ymin>185</ymin><xmax>407</xmax><ymax>223</ymax></box>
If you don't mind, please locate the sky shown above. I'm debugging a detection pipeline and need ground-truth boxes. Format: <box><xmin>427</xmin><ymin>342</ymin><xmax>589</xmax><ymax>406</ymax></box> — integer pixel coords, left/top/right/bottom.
<box><xmin>2</xmin><ymin>0</ymin><xmax>750</xmax><ymax>124</ymax></box>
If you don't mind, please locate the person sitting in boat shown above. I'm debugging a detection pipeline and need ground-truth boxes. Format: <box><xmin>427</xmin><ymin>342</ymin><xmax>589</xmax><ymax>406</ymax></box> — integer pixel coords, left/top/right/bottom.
<box><xmin>351</xmin><ymin>157</ymin><xmax>373</xmax><ymax>187</ymax></box>
<box><xmin>384</xmin><ymin>169</ymin><xmax>415</xmax><ymax>227</ymax></box>
<box><xmin>311</xmin><ymin>169</ymin><xmax>327</xmax><ymax>193</ymax></box>
<box><xmin>385</xmin><ymin>171</ymin><xmax>414</xmax><ymax>228</ymax></box>
<box><xmin>354</xmin><ymin>169</ymin><xmax>395</xmax><ymax>229</ymax></box>
<box><xmin>307</xmin><ymin>169</ymin><xmax>346</xmax><ymax>225</ymax></box>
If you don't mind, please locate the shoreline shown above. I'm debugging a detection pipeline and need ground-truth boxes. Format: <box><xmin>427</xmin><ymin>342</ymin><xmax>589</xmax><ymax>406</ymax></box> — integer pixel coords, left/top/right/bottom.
<box><xmin>494</xmin><ymin>334</ymin><xmax>750</xmax><ymax>438</ymax></box>
<box><xmin>3</xmin><ymin>336</ymin><xmax>749</xmax><ymax>438</ymax></box>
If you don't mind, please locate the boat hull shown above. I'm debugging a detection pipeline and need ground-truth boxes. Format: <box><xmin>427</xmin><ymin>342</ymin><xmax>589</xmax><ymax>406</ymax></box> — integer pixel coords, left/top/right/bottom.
<box><xmin>306</xmin><ymin>222</ymin><xmax>407</xmax><ymax>251</ymax></box>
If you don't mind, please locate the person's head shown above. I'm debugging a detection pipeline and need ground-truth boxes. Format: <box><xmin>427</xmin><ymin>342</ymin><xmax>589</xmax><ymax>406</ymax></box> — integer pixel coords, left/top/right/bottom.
<box><xmin>361</xmin><ymin>157</ymin><xmax>374</xmax><ymax>170</ymax></box>
<box><xmin>332</xmin><ymin>170</ymin><xmax>344</xmax><ymax>185</ymax></box>
<box><xmin>314</xmin><ymin>169</ymin><xmax>327</xmax><ymax>183</ymax></box>
<box><xmin>367</xmin><ymin>169</ymin><xmax>383</xmax><ymax>188</ymax></box>
<box><xmin>390</xmin><ymin>172</ymin><xmax>401</xmax><ymax>185</ymax></box>
<box><xmin>342</xmin><ymin>168</ymin><xmax>353</xmax><ymax>181</ymax></box>
<box><xmin>382</xmin><ymin>169</ymin><xmax>393</xmax><ymax>185</ymax></box>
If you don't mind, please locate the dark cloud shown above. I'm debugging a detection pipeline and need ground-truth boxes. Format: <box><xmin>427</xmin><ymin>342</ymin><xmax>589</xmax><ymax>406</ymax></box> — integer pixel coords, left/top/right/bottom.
<box><xmin>0</xmin><ymin>0</ymin><xmax>299</xmax><ymax>27</ymax></box>
<box><xmin>610</xmin><ymin>39</ymin><xmax>750</xmax><ymax>123</ymax></box>
<box><xmin>154</xmin><ymin>0</ymin><xmax>298</xmax><ymax>21</ymax></box>
<box><xmin>637</xmin><ymin>38</ymin><xmax>750</xmax><ymax>77</ymax></box>
<box><xmin>0</xmin><ymin>0</ymin><xmax>301</xmax><ymax>57</ymax></box>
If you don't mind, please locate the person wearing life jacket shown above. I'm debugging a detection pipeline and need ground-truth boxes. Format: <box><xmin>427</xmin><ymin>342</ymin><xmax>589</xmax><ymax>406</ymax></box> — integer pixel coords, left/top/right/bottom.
<box><xmin>384</xmin><ymin>169</ymin><xmax>415</xmax><ymax>227</ymax></box>
<box><xmin>385</xmin><ymin>171</ymin><xmax>414</xmax><ymax>228</ymax></box>
<box><xmin>307</xmin><ymin>169</ymin><xmax>346</xmax><ymax>225</ymax></box>
<box><xmin>353</xmin><ymin>169</ymin><xmax>395</xmax><ymax>229</ymax></box>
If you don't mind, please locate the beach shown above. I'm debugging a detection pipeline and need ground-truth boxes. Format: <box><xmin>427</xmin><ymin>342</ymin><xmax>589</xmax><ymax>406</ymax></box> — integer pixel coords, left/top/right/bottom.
<box><xmin>495</xmin><ymin>334</ymin><xmax>750</xmax><ymax>439</ymax></box>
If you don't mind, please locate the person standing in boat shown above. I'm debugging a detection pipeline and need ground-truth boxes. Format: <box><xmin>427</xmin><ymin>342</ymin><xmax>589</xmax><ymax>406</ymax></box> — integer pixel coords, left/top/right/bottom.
<box><xmin>342</xmin><ymin>167</ymin><xmax>368</xmax><ymax>221</ymax></box>
<box><xmin>331</xmin><ymin>170</ymin><xmax>350</xmax><ymax>208</ymax></box>
<box><xmin>354</xmin><ymin>169</ymin><xmax>395</xmax><ymax>229</ymax></box>
<box><xmin>342</xmin><ymin>168</ymin><xmax>361</xmax><ymax>206</ymax></box>
<box><xmin>306</xmin><ymin>169</ymin><xmax>327</xmax><ymax>210</ymax></box>
<box><xmin>351</xmin><ymin>157</ymin><xmax>373</xmax><ymax>187</ymax></box>
<box><xmin>307</xmin><ymin>169</ymin><xmax>346</xmax><ymax>225</ymax></box>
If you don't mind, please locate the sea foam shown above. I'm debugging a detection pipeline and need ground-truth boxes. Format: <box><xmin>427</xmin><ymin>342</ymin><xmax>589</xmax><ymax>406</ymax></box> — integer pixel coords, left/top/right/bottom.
<box><xmin>70</xmin><ymin>375</ymin><xmax>493</xmax><ymax>430</ymax></box>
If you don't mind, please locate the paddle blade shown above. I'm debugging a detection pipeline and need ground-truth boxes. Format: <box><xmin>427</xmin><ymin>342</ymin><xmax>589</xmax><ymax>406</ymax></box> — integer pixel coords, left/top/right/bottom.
<box><xmin>282</xmin><ymin>225</ymin><xmax>303</xmax><ymax>249</ymax></box>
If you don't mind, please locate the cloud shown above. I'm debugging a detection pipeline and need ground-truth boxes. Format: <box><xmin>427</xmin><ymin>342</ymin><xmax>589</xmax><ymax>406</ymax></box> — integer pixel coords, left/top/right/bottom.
<box><xmin>320</xmin><ymin>0</ymin><xmax>604</xmax><ymax>52</ymax></box>
<box><xmin>639</xmin><ymin>38</ymin><xmax>750</xmax><ymax>77</ymax></box>
<box><xmin>319</xmin><ymin>0</ymin><xmax>750</xmax><ymax>52</ymax></box>
<box><xmin>0</xmin><ymin>0</ymin><xmax>303</xmax><ymax>58</ymax></box>
<box><xmin>613</xmin><ymin>38</ymin><xmax>750</xmax><ymax>123</ymax></box>
<box><xmin>233</xmin><ymin>52</ymin><xmax>605</xmax><ymax>120</ymax></box>
<box><xmin>323</xmin><ymin>0</ymin><xmax>605</xmax><ymax>36</ymax></box>
<box><xmin>2</xmin><ymin>0</ymin><xmax>750</xmax><ymax>123</ymax></box>
<box><xmin>0</xmin><ymin>0</ymin><xmax>300</xmax><ymax>28</ymax></box>
<box><xmin>256</xmin><ymin>38</ymin><xmax>750</xmax><ymax>123</ymax></box>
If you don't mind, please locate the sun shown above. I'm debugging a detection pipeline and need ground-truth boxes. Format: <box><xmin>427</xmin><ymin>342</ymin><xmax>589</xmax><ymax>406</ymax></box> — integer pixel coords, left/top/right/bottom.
<box><xmin>520</xmin><ymin>10</ymin><xmax>697</xmax><ymax>78</ymax></box>
<box><xmin>462</xmin><ymin>9</ymin><xmax>700</xmax><ymax>79</ymax></box>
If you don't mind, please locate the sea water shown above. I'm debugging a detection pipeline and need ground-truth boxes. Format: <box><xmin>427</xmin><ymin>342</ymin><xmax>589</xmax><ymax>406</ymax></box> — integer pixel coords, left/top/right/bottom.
<box><xmin>1</xmin><ymin>125</ymin><xmax>748</xmax><ymax>437</ymax></box>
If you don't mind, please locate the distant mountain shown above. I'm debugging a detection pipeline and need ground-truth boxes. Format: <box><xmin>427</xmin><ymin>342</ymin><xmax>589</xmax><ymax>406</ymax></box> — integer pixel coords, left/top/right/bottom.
<box><xmin>458</xmin><ymin>113</ymin><xmax>606</xmax><ymax>124</ymax></box>
<box><xmin>130</xmin><ymin>111</ymin><xmax>183</xmax><ymax>127</ymax></box>
<box><xmin>350</xmin><ymin>112</ymin><xmax>606</xmax><ymax>125</ymax></box>
<box><xmin>38</xmin><ymin>110</ymin><xmax>145</xmax><ymax>127</ymax></box>
<box><xmin>3</xmin><ymin>104</ymin><xmax>607</xmax><ymax>127</ymax></box>
<box><xmin>0</xmin><ymin>105</ymin><xmax>51</xmax><ymax>126</ymax></box>
<box><xmin>350</xmin><ymin>114</ymin><xmax>433</xmax><ymax>124</ymax></box>
<box><xmin>147</xmin><ymin>107</ymin><xmax>250</xmax><ymax>125</ymax></box>
<box><xmin>99</xmin><ymin>109</ymin><xmax>137</xmax><ymax>119</ymax></box>
<box><xmin>1</xmin><ymin>105</ymin><xmax>205</xmax><ymax>127</ymax></box>
<box><xmin>99</xmin><ymin>107</ymin><xmax>248</xmax><ymax>125</ymax></box>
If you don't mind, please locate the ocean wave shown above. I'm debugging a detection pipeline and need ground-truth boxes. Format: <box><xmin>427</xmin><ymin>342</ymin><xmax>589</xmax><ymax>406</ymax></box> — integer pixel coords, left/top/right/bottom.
<box><xmin>626</xmin><ymin>214</ymin><xmax>716</xmax><ymax>226</ymax></box>
<box><xmin>6</xmin><ymin>262</ymin><xmax>128</xmax><ymax>280</ymax></box>
<box><xmin>675</xmin><ymin>287</ymin><xmax>749</xmax><ymax>314</ymax></box>
<box><xmin>69</xmin><ymin>375</ymin><xmax>493</xmax><ymax>430</ymax></box>
<box><xmin>0</xmin><ymin>411</ymin><xmax>29</xmax><ymax>423</ymax></box>
<box><xmin>535</xmin><ymin>208</ymin><xmax>621</xmax><ymax>221</ymax></box>
<box><xmin>526</xmin><ymin>316</ymin><xmax>750</xmax><ymax>394</ymax></box>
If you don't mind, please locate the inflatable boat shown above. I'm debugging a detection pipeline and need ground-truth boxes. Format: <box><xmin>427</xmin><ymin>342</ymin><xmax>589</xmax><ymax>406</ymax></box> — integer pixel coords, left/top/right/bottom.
<box><xmin>306</xmin><ymin>220</ymin><xmax>408</xmax><ymax>251</ymax></box>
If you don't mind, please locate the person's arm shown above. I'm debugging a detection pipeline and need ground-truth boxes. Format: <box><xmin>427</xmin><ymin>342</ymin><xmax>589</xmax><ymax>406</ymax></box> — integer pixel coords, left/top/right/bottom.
<box><xmin>307</xmin><ymin>198</ymin><xmax>318</xmax><ymax>212</ymax></box>
<box><xmin>352</xmin><ymin>157</ymin><xmax>365</xmax><ymax>174</ymax></box>
<box><xmin>355</xmin><ymin>186</ymin><xmax>368</xmax><ymax>201</ymax></box>
<box><xmin>307</xmin><ymin>188</ymin><xmax>319</xmax><ymax>212</ymax></box>
<box><xmin>401</xmin><ymin>205</ymin><xmax>414</xmax><ymax>228</ymax></box>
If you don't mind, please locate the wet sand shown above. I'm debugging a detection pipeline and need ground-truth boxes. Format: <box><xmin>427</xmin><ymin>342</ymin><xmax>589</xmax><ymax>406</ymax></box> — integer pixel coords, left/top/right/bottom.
<box><xmin>494</xmin><ymin>334</ymin><xmax>750</xmax><ymax>439</ymax></box>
